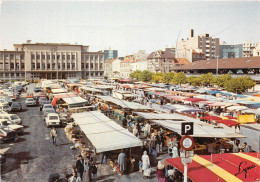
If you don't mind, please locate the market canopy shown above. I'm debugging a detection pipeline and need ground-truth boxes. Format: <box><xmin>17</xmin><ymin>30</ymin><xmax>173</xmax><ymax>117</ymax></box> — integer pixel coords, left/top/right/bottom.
<box><xmin>51</xmin><ymin>88</ymin><xmax>67</xmax><ymax>94</ymax></box>
<box><xmin>72</xmin><ymin>111</ymin><xmax>142</xmax><ymax>153</ymax></box>
<box><xmin>62</xmin><ymin>97</ymin><xmax>88</xmax><ymax>108</ymax></box>
<box><xmin>80</xmin><ymin>86</ymin><xmax>104</xmax><ymax>93</ymax></box>
<box><xmin>166</xmin><ymin>153</ymin><xmax>260</xmax><ymax>182</ymax></box>
<box><xmin>151</xmin><ymin>120</ymin><xmax>245</xmax><ymax>138</ymax></box>
<box><xmin>97</xmin><ymin>96</ymin><xmax>152</xmax><ymax>110</ymax></box>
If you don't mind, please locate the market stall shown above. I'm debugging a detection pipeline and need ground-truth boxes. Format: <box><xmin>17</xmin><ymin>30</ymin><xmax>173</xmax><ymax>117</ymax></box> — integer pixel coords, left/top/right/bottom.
<box><xmin>166</xmin><ymin>153</ymin><xmax>260</xmax><ymax>182</ymax></box>
<box><xmin>63</xmin><ymin>96</ymin><xmax>88</xmax><ymax>109</ymax></box>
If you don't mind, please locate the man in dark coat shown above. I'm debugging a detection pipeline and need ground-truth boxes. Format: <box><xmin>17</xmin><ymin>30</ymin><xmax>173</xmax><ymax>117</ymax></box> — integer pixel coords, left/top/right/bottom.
<box><xmin>76</xmin><ymin>155</ymin><xmax>84</xmax><ymax>179</ymax></box>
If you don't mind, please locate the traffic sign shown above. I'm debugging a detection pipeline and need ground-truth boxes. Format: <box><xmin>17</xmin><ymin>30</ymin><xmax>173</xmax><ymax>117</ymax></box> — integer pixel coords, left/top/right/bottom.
<box><xmin>181</xmin><ymin>122</ymin><xmax>193</xmax><ymax>135</ymax></box>
<box><xmin>180</xmin><ymin>135</ymin><xmax>195</xmax><ymax>151</ymax></box>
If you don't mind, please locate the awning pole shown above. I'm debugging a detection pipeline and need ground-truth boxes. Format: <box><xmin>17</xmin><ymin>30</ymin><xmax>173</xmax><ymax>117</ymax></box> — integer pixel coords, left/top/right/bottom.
<box><xmin>184</xmin><ymin>163</ymin><xmax>188</xmax><ymax>182</ymax></box>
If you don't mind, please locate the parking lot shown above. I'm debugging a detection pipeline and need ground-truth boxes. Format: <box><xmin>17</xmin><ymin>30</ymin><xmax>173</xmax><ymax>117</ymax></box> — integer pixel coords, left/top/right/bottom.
<box><xmin>1</xmin><ymin>84</ymin><xmax>75</xmax><ymax>182</ymax></box>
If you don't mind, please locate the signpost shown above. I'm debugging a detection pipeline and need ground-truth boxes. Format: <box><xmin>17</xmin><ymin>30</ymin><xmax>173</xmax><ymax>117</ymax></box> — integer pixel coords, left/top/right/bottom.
<box><xmin>180</xmin><ymin>123</ymin><xmax>195</xmax><ymax>182</ymax></box>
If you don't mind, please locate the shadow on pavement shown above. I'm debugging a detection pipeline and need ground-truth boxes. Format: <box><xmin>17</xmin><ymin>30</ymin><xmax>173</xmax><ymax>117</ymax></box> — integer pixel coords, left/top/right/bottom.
<box><xmin>56</xmin><ymin>142</ymin><xmax>73</xmax><ymax>147</ymax></box>
<box><xmin>2</xmin><ymin>151</ymin><xmax>37</xmax><ymax>175</ymax></box>
<box><xmin>14</xmin><ymin>138</ymin><xmax>26</xmax><ymax>143</ymax></box>
<box><xmin>19</xmin><ymin>132</ymin><xmax>30</xmax><ymax>136</ymax></box>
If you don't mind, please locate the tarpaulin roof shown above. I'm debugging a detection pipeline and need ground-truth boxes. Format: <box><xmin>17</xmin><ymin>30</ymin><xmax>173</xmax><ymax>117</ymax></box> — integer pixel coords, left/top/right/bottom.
<box><xmin>63</xmin><ymin>96</ymin><xmax>88</xmax><ymax>105</ymax></box>
<box><xmin>166</xmin><ymin>153</ymin><xmax>260</xmax><ymax>182</ymax></box>
<box><xmin>51</xmin><ymin>88</ymin><xmax>67</xmax><ymax>94</ymax></box>
<box><xmin>53</xmin><ymin>92</ymin><xmax>76</xmax><ymax>99</ymax></box>
<box><xmin>184</xmin><ymin>98</ymin><xmax>207</xmax><ymax>102</ymax></box>
<box><xmin>201</xmin><ymin>116</ymin><xmax>223</xmax><ymax>121</ymax></box>
<box><xmin>151</xmin><ymin>120</ymin><xmax>245</xmax><ymax>138</ymax></box>
<box><xmin>215</xmin><ymin>119</ymin><xmax>239</xmax><ymax>127</ymax></box>
<box><xmin>72</xmin><ymin>111</ymin><xmax>142</xmax><ymax>153</ymax></box>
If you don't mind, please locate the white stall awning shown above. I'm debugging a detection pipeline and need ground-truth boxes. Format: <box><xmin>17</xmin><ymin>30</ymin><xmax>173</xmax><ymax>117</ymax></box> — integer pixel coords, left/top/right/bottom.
<box><xmin>72</xmin><ymin>111</ymin><xmax>142</xmax><ymax>153</ymax></box>
<box><xmin>51</xmin><ymin>88</ymin><xmax>67</xmax><ymax>94</ymax></box>
<box><xmin>151</xmin><ymin>120</ymin><xmax>245</xmax><ymax>138</ymax></box>
<box><xmin>63</xmin><ymin>97</ymin><xmax>87</xmax><ymax>105</ymax></box>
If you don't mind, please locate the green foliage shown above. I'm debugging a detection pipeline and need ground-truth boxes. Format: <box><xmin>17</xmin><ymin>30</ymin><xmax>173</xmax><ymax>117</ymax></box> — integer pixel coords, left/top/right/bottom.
<box><xmin>138</xmin><ymin>70</ymin><xmax>154</xmax><ymax>82</ymax></box>
<box><xmin>172</xmin><ymin>72</ymin><xmax>186</xmax><ymax>86</ymax></box>
<box><xmin>224</xmin><ymin>76</ymin><xmax>256</xmax><ymax>94</ymax></box>
<box><xmin>152</xmin><ymin>72</ymin><xmax>165</xmax><ymax>83</ymax></box>
<box><xmin>129</xmin><ymin>70</ymin><xmax>142</xmax><ymax>79</ymax></box>
<box><xmin>214</xmin><ymin>74</ymin><xmax>232</xmax><ymax>88</ymax></box>
<box><xmin>186</xmin><ymin>76</ymin><xmax>201</xmax><ymax>87</ymax></box>
<box><xmin>200</xmin><ymin>73</ymin><xmax>214</xmax><ymax>86</ymax></box>
<box><xmin>163</xmin><ymin>72</ymin><xmax>175</xmax><ymax>84</ymax></box>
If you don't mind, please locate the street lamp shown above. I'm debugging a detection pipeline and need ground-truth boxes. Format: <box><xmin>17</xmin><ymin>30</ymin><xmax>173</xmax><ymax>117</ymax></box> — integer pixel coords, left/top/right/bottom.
<box><xmin>216</xmin><ymin>55</ymin><xmax>219</xmax><ymax>76</ymax></box>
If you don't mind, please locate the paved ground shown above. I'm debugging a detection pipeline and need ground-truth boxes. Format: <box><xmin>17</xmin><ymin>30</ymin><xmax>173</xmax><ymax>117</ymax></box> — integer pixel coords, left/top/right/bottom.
<box><xmin>0</xmin><ymin>84</ymin><xmax>162</xmax><ymax>182</ymax></box>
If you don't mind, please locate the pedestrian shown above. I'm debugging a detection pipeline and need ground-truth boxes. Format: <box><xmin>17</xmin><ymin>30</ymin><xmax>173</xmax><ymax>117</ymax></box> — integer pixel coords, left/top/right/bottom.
<box><xmin>90</xmin><ymin>165</ymin><xmax>97</xmax><ymax>181</ymax></box>
<box><xmin>84</xmin><ymin>156</ymin><xmax>91</xmax><ymax>182</ymax></box>
<box><xmin>122</xmin><ymin>117</ymin><xmax>127</xmax><ymax>128</ymax></box>
<box><xmin>76</xmin><ymin>155</ymin><xmax>84</xmax><ymax>180</ymax></box>
<box><xmin>141</xmin><ymin>151</ymin><xmax>150</xmax><ymax>178</ymax></box>
<box><xmin>100</xmin><ymin>152</ymin><xmax>107</xmax><ymax>165</ymax></box>
<box><xmin>172</xmin><ymin>144</ymin><xmax>179</xmax><ymax>158</ymax></box>
<box><xmin>69</xmin><ymin>172</ymin><xmax>81</xmax><ymax>182</ymax></box>
<box><xmin>50</xmin><ymin>127</ymin><xmax>58</xmax><ymax>146</ymax></box>
<box><xmin>150</xmin><ymin>134</ymin><xmax>157</xmax><ymax>156</ymax></box>
<box><xmin>156</xmin><ymin>161</ymin><xmax>166</xmax><ymax>182</ymax></box>
<box><xmin>243</xmin><ymin>142</ymin><xmax>250</xmax><ymax>152</ymax></box>
<box><xmin>117</xmin><ymin>150</ymin><xmax>125</xmax><ymax>175</ymax></box>
<box><xmin>168</xmin><ymin>139</ymin><xmax>174</xmax><ymax>154</ymax></box>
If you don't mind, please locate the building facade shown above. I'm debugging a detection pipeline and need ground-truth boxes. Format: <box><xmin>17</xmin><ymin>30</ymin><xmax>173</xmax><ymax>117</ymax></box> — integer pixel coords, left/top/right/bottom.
<box><xmin>219</xmin><ymin>44</ymin><xmax>243</xmax><ymax>59</ymax></box>
<box><xmin>120</xmin><ymin>56</ymin><xmax>132</xmax><ymax>78</ymax></box>
<box><xmin>253</xmin><ymin>43</ymin><xmax>260</xmax><ymax>57</ymax></box>
<box><xmin>243</xmin><ymin>41</ymin><xmax>258</xmax><ymax>57</ymax></box>
<box><xmin>147</xmin><ymin>48</ymin><xmax>176</xmax><ymax>73</ymax></box>
<box><xmin>130</xmin><ymin>50</ymin><xmax>149</xmax><ymax>72</ymax></box>
<box><xmin>177</xmin><ymin>29</ymin><xmax>219</xmax><ymax>60</ymax></box>
<box><xmin>0</xmin><ymin>42</ymin><xmax>104</xmax><ymax>80</ymax></box>
<box><xmin>177</xmin><ymin>48</ymin><xmax>205</xmax><ymax>62</ymax></box>
<box><xmin>104</xmin><ymin>50</ymin><xmax>118</xmax><ymax>61</ymax></box>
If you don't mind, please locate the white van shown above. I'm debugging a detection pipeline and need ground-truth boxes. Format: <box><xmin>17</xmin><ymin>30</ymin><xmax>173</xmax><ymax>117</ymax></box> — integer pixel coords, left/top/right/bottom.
<box><xmin>0</xmin><ymin>114</ymin><xmax>22</xmax><ymax>124</ymax></box>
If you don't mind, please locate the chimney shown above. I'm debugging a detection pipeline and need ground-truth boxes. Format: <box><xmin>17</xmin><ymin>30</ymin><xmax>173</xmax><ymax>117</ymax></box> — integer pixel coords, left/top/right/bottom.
<box><xmin>190</xmin><ymin>29</ymin><xmax>194</xmax><ymax>38</ymax></box>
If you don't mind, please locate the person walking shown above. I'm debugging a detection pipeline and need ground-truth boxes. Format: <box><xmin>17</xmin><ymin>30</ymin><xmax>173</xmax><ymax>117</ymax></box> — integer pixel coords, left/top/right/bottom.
<box><xmin>50</xmin><ymin>127</ymin><xmax>58</xmax><ymax>146</ymax></box>
<box><xmin>141</xmin><ymin>151</ymin><xmax>150</xmax><ymax>178</ymax></box>
<box><xmin>84</xmin><ymin>156</ymin><xmax>91</xmax><ymax>182</ymax></box>
<box><xmin>117</xmin><ymin>150</ymin><xmax>125</xmax><ymax>175</ymax></box>
<box><xmin>76</xmin><ymin>155</ymin><xmax>84</xmax><ymax>180</ymax></box>
<box><xmin>243</xmin><ymin>142</ymin><xmax>250</xmax><ymax>152</ymax></box>
<box><xmin>156</xmin><ymin>161</ymin><xmax>166</xmax><ymax>182</ymax></box>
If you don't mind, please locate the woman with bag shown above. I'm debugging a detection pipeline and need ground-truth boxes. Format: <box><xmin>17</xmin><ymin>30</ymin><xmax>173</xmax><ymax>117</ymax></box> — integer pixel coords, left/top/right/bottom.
<box><xmin>141</xmin><ymin>151</ymin><xmax>150</xmax><ymax>179</ymax></box>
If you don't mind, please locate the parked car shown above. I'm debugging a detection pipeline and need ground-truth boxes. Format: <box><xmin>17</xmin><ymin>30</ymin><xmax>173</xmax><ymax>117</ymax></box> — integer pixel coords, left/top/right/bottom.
<box><xmin>0</xmin><ymin>125</ymin><xmax>17</xmax><ymax>142</ymax></box>
<box><xmin>0</xmin><ymin>119</ymin><xmax>23</xmax><ymax>134</ymax></box>
<box><xmin>38</xmin><ymin>97</ymin><xmax>48</xmax><ymax>105</ymax></box>
<box><xmin>45</xmin><ymin>113</ymin><xmax>60</xmax><ymax>127</ymax></box>
<box><xmin>0</xmin><ymin>105</ymin><xmax>11</xmax><ymax>112</ymax></box>
<box><xmin>43</xmin><ymin>108</ymin><xmax>56</xmax><ymax>117</ymax></box>
<box><xmin>38</xmin><ymin>92</ymin><xmax>46</xmax><ymax>97</ymax></box>
<box><xmin>42</xmin><ymin>104</ymin><xmax>54</xmax><ymax>113</ymax></box>
<box><xmin>0</xmin><ymin>111</ymin><xmax>8</xmax><ymax>115</ymax></box>
<box><xmin>34</xmin><ymin>87</ymin><xmax>42</xmax><ymax>92</ymax></box>
<box><xmin>25</xmin><ymin>98</ymin><xmax>36</xmax><ymax>106</ymax></box>
<box><xmin>26</xmin><ymin>93</ymin><xmax>34</xmax><ymax>98</ymax></box>
<box><xmin>0</xmin><ymin>99</ymin><xmax>9</xmax><ymax>106</ymax></box>
<box><xmin>11</xmin><ymin>102</ymin><xmax>22</xmax><ymax>112</ymax></box>
<box><xmin>0</xmin><ymin>114</ymin><xmax>22</xmax><ymax>124</ymax></box>
<box><xmin>39</xmin><ymin>101</ymin><xmax>51</xmax><ymax>111</ymax></box>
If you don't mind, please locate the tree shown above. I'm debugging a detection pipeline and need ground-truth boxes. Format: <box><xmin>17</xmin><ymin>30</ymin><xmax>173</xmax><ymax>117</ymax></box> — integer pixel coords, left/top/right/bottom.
<box><xmin>163</xmin><ymin>72</ymin><xmax>175</xmax><ymax>84</ymax></box>
<box><xmin>214</xmin><ymin>74</ymin><xmax>232</xmax><ymax>88</ymax></box>
<box><xmin>129</xmin><ymin>70</ymin><xmax>142</xmax><ymax>79</ymax></box>
<box><xmin>224</xmin><ymin>76</ymin><xmax>256</xmax><ymax>94</ymax></box>
<box><xmin>187</xmin><ymin>76</ymin><xmax>201</xmax><ymax>87</ymax></box>
<box><xmin>138</xmin><ymin>70</ymin><xmax>154</xmax><ymax>82</ymax></box>
<box><xmin>200</xmin><ymin>73</ymin><xmax>214</xmax><ymax>87</ymax></box>
<box><xmin>152</xmin><ymin>72</ymin><xmax>165</xmax><ymax>83</ymax></box>
<box><xmin>172</xmin><ymin>72</ymin><xmax>186</xmax><ymax>86</ymax></box>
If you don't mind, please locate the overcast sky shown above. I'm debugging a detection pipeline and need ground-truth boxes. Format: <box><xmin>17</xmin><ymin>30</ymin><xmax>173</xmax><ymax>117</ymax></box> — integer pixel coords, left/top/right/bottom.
<box><xmin>0</xmin><ymin>0</ymin><xmax>259</xmax><ymax>56</ymax></box>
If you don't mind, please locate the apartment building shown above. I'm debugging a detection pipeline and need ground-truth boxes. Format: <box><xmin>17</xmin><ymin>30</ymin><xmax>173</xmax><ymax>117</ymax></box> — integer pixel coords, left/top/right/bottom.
<box><xmin>120</xmin><ymin>56</ymin><xmax>133</xmax><ymax>78</ymax></box>
<box><xmin>243</xmin><ymin>41</ymin><xmax>258</xmax><ymax>57</ymax></box>
<box><xmin>253</xmin><ymin>43</ymin><xmax>260</xmax><ymax>57</ymax></box>
<box><xmin>219</xmin><ymin>43</ymin><xmax>243</xmax><ymax>59</ymax></box>
<box><xmin>130</xmin><ymin>50</ymin><xmax>149</xmax><ymax>72</ymax></box>
<box><xmin>177</xmin><ymin>29</ymin><xmax>219</xmax><ymax>60</ymax></box>
<box><xmin>177</xmin><ymin>48</ymin><xmax>205</xmax><ymax>62</ymax></box>
<box><xmin>147</xmin><ymin>48</ymin><xmax>176</xmax><ymax>73</ymax></box>
<box><xmin>104</xmin><ymin>50</ymin><xmax>118</xmax><ymax>61</ymax></box>
<box><xmin>0</xmin><ymin>42</ymin><xmax>104</xmax><ymax>80</ymax></box>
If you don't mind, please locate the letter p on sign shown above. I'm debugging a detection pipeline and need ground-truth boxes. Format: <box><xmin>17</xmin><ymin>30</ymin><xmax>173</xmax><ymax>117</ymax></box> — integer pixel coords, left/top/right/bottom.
<box><xmin>181</xmin><ymin>122</ymin><xmax>193</xmax><ymax>135</ymax></box>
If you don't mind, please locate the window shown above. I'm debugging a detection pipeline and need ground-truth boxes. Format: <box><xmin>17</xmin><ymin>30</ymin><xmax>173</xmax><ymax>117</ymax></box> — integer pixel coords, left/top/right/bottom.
<box><xmin>11</xmin><ymin>73</ymin><xmax>14</xmax><ymax>77</ymax></box>
<box><xmin>10</xmin><ymin>63</ymin><xmax>14</xmax><ymax>69</ymax></box>
<box><xmin>81</xmin><ymin>63</ymin><xmax>84</xmax><ymax>69</ymax></box>
<box><xmin>16</xmin><ymin>73</ymin><xmax>19</xmax><ymax>77</ymax></box>
<box><xmin>72</xmin><ymin>55</ymin><xmax>75</xmax><ymax>60</ymax></box>
<box><xmin>90</xmin><ymin>63</ymin><xmax>93</xmax><ymax>69</ymax></box>
<box><xmin>57</xmin><ymin>54</ymin><xmax>60</xmax><ymax>60</ymax></box>
<box><xmin>0</xmin><ymin>63</ymin><xmax>3</xmax><ymax>70</ymax></box>
<box><xmin>67</xmin><ymin>63</ymin><xmax>70</xmax><ymax>69</ymax></box>
<box><xmin>52</xmin><ymin>63</ymin><xmax>56</xmax><ymax>70</ymax></box>
<box><xmin>95</xmin><ymin>63</ymin><xmax>98</xmax><ymax>69</ymax></box>
<box><xmin>62</xmin><ymin>63</ymin><xmax>65</xmax><ymax>69</ymax></box>
<box><xmin>72</xmin><ymin>63</ymin><xmax>75</xmax><ymax>69</ymax></box>
<box><xmin>4</xmin><ymin>54</ymin><xmax>9</xmax><ymax>59</ymax></box>
<box><xmin>99</xmin><ymin>63</ymin><xmax>103</xmax><ymax>69</ymax></box>
<box><xmin>0</xmin><ymin>54</ymin><xmax>3</xmax><ymax>59</ymax></box>
<box><xmin>47</xmin><ymin>63</ymin><xmax>50</xmax><ymax>69</ymax></box>
<box><xmin>90</xmin><ymin>55</ymin><xmax>93</xmax><ymax>60</ymax></box>
<box><xmin>36</xmin><ymin>54</ymin><xmax>40</xmax><ymax>59</ymax></box>
<box><xmin>10</xmin><ymin>54</ymin><xmax>14</xmax><ymax>59</ymax></box>
<box><xmin>31</xmin><ymin>54</ymin><xmax>35</xmax><ymax>59</ymax></box>
<box><xmin>85</xmin><ymin>55</ymin><xmax>89</xmax><ymax>60</ymax></box>
<box><xmin>100</xmin><ymin>55</ymin><xmax>104</xmax><ymax>60</ymax></box>
<box><xmin>21</xmin><ymin>63</ymin><xmax>24</xmax><ymax>69</ymax></box>
<box><xmin>100</xmin><ymin>72</ymin><xmax>103</xmax><ymax>76</ymax></box>
<box><xmin>47</xmin><ymin>54</ymin><xmax>50</xmax><ymax>59</ymax></box>
<box><xmin>62</xmin><ymin>55</ymin><xmax>65</xmax><ymax>60</ymax></box>
<box><xmin>52</xmin><ymin>55</ymin><xmax>55</xmax><ymax>60</ymax></box>
<box><xmin>31</xmin><ymin>63</ymin><xmax>35</xmax><ymax>69</ymax></box>
<box><xmin>16</xmin><ymin>54</ymin><xmax>20</xmax><ymax>59</ymax></box>
<box><xmin>37</xmin><ymin>63</ymin><xmax>40</xmax><ymax>69</ymax></box>
<box><xmin>42</xmin><ymin>63</ymin><xmax>45</xmax><ymax>70</ymax></box>
<box><xmin>42</xmin><ymin>54</ymin><xmax>45</xmax><ymax>59</ymax></box>
<box><xmin>67</xmin><ymin>55</ymin><xmax>70</xmax><ymax>59</ymax></box>
<box><xmin>86</xmin><ymin>63</ymin><xmax>89</xmax><ymax>69</ymax></box>
<box><xmin>16</xmin><ymin>63</ymin><xmax>19</xmax><ymax>69</ymax></box>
